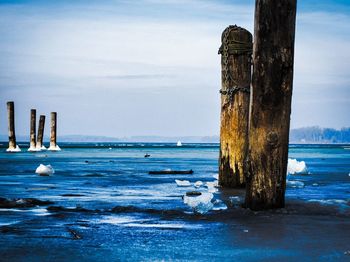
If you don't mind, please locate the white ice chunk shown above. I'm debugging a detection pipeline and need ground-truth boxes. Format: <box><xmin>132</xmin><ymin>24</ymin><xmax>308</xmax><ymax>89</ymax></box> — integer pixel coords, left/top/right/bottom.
<box><xmin>175</xmin><ymin>179</ymin><xmax>191</xmax><ymax>187</ymax></box>
<box><xmin>212</xmin><ymin>199</ymin><xmax>228</xmax><ymax>211</ymax></box>
<box><xmin>287</xmin><ymin>158</ymin><xmax>307</xmax><ymax>175</ymax></box>
<box><xmin>48</xmin><ymin>145</ymin><xmax>61</xmax><ymax>151</ymax></box>
<box><xmin>206</xmin><ymin>181</ymin><xmax>219</xmax><ymax>193</ymax></box>
<box><xmin>6</xmin><ymin>145</ymin><xmax>21</xmax><ymax>152</ymax></box>
<box><xmin>194</xmin><ymin>181</ymin><xmax>203</xmax><ymax>188</ymax></box>
<box><xmin>183</xmin><ymin>192</ymin><xmax>214</xmax><ymax>214</ymax></box>
<box><xmin>35</xmin><ymin>164</ymin><xmax>55</xmax><ymax>176</ymax></box>
<box><xmin>206</xmin><ymin>181</ymin><xmax>218</xmax><ymax>188</ymax></box>
<box><xmin>286</xmin><ymin>180</ymin><xmax>304</xmax><ymax>188</ymax></box>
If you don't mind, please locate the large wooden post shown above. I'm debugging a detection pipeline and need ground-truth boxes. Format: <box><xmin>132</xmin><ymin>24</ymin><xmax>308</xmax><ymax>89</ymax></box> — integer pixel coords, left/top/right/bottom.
<box><xmin>7</xmin><ymin>101</ymin><xmax>17</xmax><ymax>150</ymax></box>
<box><xmin>218</xmin><ymin>25</ymin><xmax>252</xmax><ymax>188</ymax></box>
<box><xmin>36</xmin><ymin>115</ymin><xmax>45</xmax><ymax>149</ymax></box>
<box><xmin>49</xmin><ymin>112</ymin><xmax>57</xmax><ymax>150</ymax></box>
<box><xmin>29</xmin><ymin>109</ymin><xmax>36</xmax><ymax>150</ymax></box>
<box><xmin>245</xmin><ymin>0</ymin><xmax>297</xmax><ymax>210</ymax></box>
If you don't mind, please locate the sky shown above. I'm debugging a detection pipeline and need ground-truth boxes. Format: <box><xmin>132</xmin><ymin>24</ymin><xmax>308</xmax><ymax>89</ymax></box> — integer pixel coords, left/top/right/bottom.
<box><xmin>0</xmin><ymin>0</ymin><xmax>349</xmax><ymax>138</ymax></box>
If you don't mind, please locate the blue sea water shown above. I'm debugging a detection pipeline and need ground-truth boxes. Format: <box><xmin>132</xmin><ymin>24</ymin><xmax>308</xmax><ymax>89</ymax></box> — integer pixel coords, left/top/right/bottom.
<box><xmin>0</xmin><ymin>143</ymin><xmax>349</xmax><ymax>261</ymax></box>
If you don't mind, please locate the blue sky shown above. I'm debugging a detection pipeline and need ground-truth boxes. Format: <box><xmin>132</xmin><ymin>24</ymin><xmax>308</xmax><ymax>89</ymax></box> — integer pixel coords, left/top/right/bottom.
<box><xmin>0</xmin><ymin>0</ymin><xmax>349</xmax><ymax>137</ymax></box>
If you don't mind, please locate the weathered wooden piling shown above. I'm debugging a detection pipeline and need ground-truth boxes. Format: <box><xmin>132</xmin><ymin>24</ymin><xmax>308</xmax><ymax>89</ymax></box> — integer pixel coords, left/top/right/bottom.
<box><xmin>7</xmin><ymin>101</ymin><xmax>17</xmax><ymax>150</ymax></box>
<box><xmin>49</xmin><ymin>112</ymin><xmax>57</xmax><ymax>150</ymax></box>
<box><xmin>245</xmin><ymin>0</ymin><xmax>297</xmax><ymax>210</ymax></box>
<box><xmin>36</xmin><ymin>115</ymin><xmax>45</xmax><ymax>149</ymax></box>
<box><xmin>218</xmin><ymin>25</ymin><xmax>252</xmax><ymax>188</ymax></box>
<box><xmin>29</xmin><ymin>109</ymin><xmax>36</xmax><ymax>150</ymax></box>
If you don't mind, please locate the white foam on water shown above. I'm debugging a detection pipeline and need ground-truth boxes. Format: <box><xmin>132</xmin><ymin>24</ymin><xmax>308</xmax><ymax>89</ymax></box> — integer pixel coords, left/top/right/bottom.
<box><xmin>175</xmin><ymin>179</ymin><xmax>191</xmax><ymax>187</ymax></box>
<box><xmin>286</xmin><ymin>180</ymin><xmax>305</xmax><ymax>188</ymax></box>
<box><xmin>287</xmin><ymin>158</ymin><xmax>308</xmax><ymax>175</ymax></box>
<box><xmin>183</xmin><ymin>192</ymin><xmax>214</xmax><ymax>214</ymax></box>
<box><xmin>48</xmin><ymin>145</ymin><xmax>61</xmax><ymax>151</ymax></box>
<box><xmin>176</xmin><ymin>141</ymin><xmax>182</xmax><ymax>147</ymax></box>
<box><xmin>35</xmin><ymin>164</ymin><xmax>55</xmax><ymax>176</ymax></box>
<box><xmin>212</xmin><ymin>174</ymin><xmax>219</xmax><ymax>180</ymax></box>
<box><xmin>6</xmin><ymin>145</ymin><xmax>21</xmax><ymax>152</ymax></box>
<box><xmin>194</xmin><ymin>181</ymin><xmax>203</xmax><ymax>188</ymax></box>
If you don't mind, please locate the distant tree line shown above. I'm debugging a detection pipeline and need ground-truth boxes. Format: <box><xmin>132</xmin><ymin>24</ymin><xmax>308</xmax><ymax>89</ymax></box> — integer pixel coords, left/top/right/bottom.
<box><xmin>289</xmin><ymin>126</ymin><xmax>350</xmax><ymax>143</ymax></box>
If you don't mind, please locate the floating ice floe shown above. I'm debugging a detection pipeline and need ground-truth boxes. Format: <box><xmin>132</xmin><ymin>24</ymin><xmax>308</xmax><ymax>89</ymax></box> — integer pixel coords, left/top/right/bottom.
<box><xmin>175</xmin><ymin>179</ymin><xmax>191</xmax><ymax>187</ymax></box>
<box><xmin>48</xmin><ymin>145</ymin><xmax>61</xmax><ymax>151</ymax></box>
<box><xmin>6</xmin><ymin>145</ymin><xmax>21</xmax><ymax>152</ymax></box>
<box><xmin>35</xmin><ymin>164</ymin><xmax>55</xmax><ymax>176</ymax></box>
<box><xmin>286</xmin><ymin>180</ymin><xmax>304</xmax><ymax>188</ymax></box>
<box><xmin>194</xmin><ymin>181</ymin><xmax>203</xmax><ymax>188</ymax></box>
<box><xmin>183</xmin><ymin>192</ymin><xmax>214</xmax><ymax>214</ymax></box>
<box><xmin>287</xmin><ymin>158</ymin><xmax>308</xmax><ymax>175</ymax></box>
<box><xmin>212</xmin><ymin>199</ymin><xmax>228</xmax><ymax>211</ymax></box>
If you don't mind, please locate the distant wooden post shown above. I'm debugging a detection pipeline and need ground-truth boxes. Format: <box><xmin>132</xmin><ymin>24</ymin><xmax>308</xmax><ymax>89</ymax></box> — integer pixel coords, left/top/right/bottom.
<box><xmin>218</xmin><ymin>25</ymin><xmax>252</xmax><ymax>188</ymax></box>
<box><xmin>245</xmin><ymin>0</ymin><xmax>297</xmax><ymax>210</ymax></box>
<box><xmin>36</xmin><ymin>115</ymin><xmax>45</xmax><ymax>149</ymax></box>
<box><xmin>29</xmin><ymin>109</ymin><xmax>36</xmax><ymax>150</ymax></box>
<box><xmin>49</xmin><ymin>112</ymin><xmax>57</xmax><ymax>149</ymax></box>
<box><xmin>7</xmin><ymin>101</ymin><xmax>16</xmax><ymax>150</ymax></box>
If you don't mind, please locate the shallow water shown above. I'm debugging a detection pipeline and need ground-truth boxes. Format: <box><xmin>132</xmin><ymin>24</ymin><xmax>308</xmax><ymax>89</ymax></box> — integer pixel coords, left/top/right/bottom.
<box><xmin>0</xmin><ymin>143</ymin><xmax>349</xmax><ymax>261</ymax></box>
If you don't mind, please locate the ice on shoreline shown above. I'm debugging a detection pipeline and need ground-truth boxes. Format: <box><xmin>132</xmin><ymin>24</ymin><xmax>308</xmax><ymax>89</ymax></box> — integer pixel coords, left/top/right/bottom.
<box><xmin>206</xmin><ymin>181</ymin><xmax>219</xmax><ymax>193</ymax></box>
<box><xmin>28</xmin><ymin>146</ymin><xmax>41</xmax><ymax>152</ymax></box>
<box><xmin>48</xmin><ymin>145</ymin><xmax>61</xmax><ymax>151</ymax></box>
<box><xmin>36</xmin><ymin>145</ymin><xmax>47</xmax><ymax>151</ymax></box>
<box><xmin>183</xmin><ymin>192</ymin><xmax>214</xmax><ymax>214</ymax></box>
<box><xmin>35</xmin><ymin>164</ymin><xmax>55</xmax><ymax>176</ymax></box>
<box><xmin>287</xmin><ymin>158</ymin><xmax>308</xmax><ymax>175</ymax></box>
<box><xmin>6</xmin><ymin>145</ymin><xmax>21</xmax><ymax>152</ymax></box>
